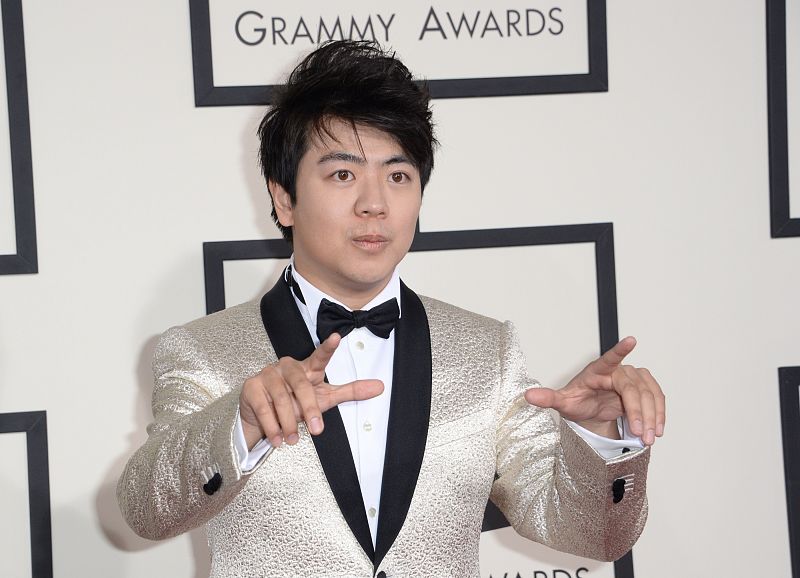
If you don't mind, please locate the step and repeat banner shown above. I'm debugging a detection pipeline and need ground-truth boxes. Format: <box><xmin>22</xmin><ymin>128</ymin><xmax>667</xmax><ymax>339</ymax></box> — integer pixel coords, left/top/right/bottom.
<box><xmin>0</xmin><ymin>0</ymin><xmax>36</xmax><ymax>275</ymax></box>
<box><xmin>1</xmin><ymin>1</ymin><xmax>798</xmax><ymax>578</ymax></box>
<box><xmin>193</xmin><ymin>0</ymin><xmax>599</xmax><ymax>104</ymax></box>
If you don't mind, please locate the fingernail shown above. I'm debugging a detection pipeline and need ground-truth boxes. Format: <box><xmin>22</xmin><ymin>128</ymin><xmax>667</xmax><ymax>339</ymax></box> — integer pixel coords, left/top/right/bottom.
<box><xmin>309</xmin><ymin>417</ymin><xmax>322</xmax><ymax>435</ymax></box>
<box><xmin>287</xmin><ymin>433</ymin><xmax>299</xmax><ymax>445</ymax></box>
<box><xmin>645</xmin><ymin>430</ymin><xmax>655</xmax><ymax>445</ymax></box>
<box><xmin>633</xmin><ymin>419</ymin><xmax>643</xmax><ymax>435</ymax></box>
<box><xmin>271</xmin><ymin>436</ymin><xmax>283</xmax><ymax>447</ymax></box>
<box><xmin>656</xmin><ymin>423</ymin><xmax>664</xmax><ymax>436</ymax></box>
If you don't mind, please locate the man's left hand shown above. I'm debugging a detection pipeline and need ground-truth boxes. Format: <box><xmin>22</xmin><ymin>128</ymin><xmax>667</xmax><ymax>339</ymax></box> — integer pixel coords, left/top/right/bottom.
<box><xmin>524</xmin><ymin>336</ymin><xmax>665</xmax><ymax>446</ymax></box>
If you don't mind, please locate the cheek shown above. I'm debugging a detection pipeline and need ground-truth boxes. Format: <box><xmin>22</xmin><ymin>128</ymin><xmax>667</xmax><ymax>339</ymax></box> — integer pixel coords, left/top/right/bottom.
<box><xmin>295</xmin><ymin>196</ymin><xmax>344</xmax><ymax>231</ymax></box>
<box><xmin>398</xmin><ymin>197</ymin><xmax>422</xmax><ymax>229</ymax></box>
<box><xmin>392</xmin><ymin>201</ymin><xmax>421</xmax><ymax>251</ymax></box>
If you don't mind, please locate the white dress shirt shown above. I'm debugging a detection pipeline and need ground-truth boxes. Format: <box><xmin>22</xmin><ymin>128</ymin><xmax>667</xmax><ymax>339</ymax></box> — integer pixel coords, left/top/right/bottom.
<box><xmin>234</xmin><ymin>263</ymin><xmax>643</xmax><ymax>547</ymax></box>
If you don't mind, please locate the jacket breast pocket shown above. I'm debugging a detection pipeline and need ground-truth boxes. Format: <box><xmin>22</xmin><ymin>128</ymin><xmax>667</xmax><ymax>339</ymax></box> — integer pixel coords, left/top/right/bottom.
<box><xmin>426</xmin><ymin>408</ymin><xmax>493</xmax><ymax>449</ymax></box>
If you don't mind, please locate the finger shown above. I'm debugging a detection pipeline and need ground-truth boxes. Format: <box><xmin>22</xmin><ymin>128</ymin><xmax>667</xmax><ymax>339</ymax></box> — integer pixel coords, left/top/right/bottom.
<box><xmin>257</xmin><ymin>398</ymin><xmax>283</xmax><ymax>449</ymax></box>
<box><xmin>623</xmin><ymin>366</ymin><xmax>655</xmax><ymax>446</ymax></box>
<box><xmin>523</xmin><ymin>387</ymin><xmax>563</xmax><ymax>410</ymax></box>
<box><xmin>266</xmin><ymin>371</ymin><xmax>300</xmax><ymax>445</ymax></box>
<box><xmin>638</xmin><ymin>367</ymin><xmax>666</xmax><ymax>436</ymax></box>
<box><xmin>592</xmin><ymin>336</ymin><xmax>637</xmax><ymax>375</ymax></box>
<box><xmin>616</xmin><ymin>371</ymin><xmax>644</xmax><ymax>437</ymax></box>
<box><xmin>242</xmin><ymin>376</ymin><xmax>283</xmax><ymax>448</ymax></box>
<box><xmin>322</xmin><ymin>379</ymin><xmax>384</xmax><ymax>410</ymax></box>
<box><xmin>282</xmin><ymin>361</ymin><xmax>324</xmax><ymax>436</ymax></box>
<box><xmin>305</xmin><ymin>333</ymin><xmax>342</xmax><ymax>375</ymax></box>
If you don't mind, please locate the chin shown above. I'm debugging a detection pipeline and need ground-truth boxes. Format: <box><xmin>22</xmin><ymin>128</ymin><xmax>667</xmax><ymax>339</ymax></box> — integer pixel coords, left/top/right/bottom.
<box><xmin>341</xmin><ymin>264</ymin><xmax>395</xmax><ymax>289</ymax></box>
<box><xmin>345</xmin><ymin>272</ymin><xmax>392</xmax><ymax>289</ymax></box>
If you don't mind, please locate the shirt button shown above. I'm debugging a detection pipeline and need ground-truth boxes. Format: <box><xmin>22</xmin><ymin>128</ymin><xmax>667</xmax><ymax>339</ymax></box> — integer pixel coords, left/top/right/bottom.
<box><xmin>368</xmin><ymin>507</ymin><xmax>377</xmax><ymax>518</ymax></box>
<box><xmin>363</xmin><ymin>421</ymin><xmax>373</xmax><ymax>432</ymax></box>
<box><xmin>355</xmin><ymin>340</ymin><xmax>365</xmax><ymax>350</ymax></box>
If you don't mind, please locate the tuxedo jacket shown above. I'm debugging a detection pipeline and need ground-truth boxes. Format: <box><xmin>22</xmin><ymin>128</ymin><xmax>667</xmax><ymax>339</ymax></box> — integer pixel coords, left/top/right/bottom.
<box><xmin>118</xmin><ymin>278</ymin><xmax>650</xmax><ymax>577</ymax></box>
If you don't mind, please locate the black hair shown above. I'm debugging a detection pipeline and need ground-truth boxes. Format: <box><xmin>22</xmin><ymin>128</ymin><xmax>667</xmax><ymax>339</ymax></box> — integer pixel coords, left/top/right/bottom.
<box><xmin>257</xmin><ymin>40</ymin><xmax>436</xmax><ymax>242</ymax></box>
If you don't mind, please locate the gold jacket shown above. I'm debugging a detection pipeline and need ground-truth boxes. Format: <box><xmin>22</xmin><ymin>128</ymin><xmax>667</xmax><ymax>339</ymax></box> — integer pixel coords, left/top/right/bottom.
<box><xmin>118</xmin><ymin>278</ymin><xmax>650</xmax><ymax>577</ymax></box>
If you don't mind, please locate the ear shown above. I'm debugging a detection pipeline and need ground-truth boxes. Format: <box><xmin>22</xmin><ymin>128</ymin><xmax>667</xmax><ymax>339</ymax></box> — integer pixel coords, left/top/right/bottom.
<box><xmin>269</xmin><ymin>181</ymin><xmax>294</xmax><ymax>227</ymax></box>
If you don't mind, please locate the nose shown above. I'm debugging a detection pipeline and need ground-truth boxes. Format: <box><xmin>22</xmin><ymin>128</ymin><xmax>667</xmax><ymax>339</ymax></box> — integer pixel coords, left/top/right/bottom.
<box><xmin>354</xmin><ymin>177</ymin><xmax>387</xmax><ymax>218</ymax></box>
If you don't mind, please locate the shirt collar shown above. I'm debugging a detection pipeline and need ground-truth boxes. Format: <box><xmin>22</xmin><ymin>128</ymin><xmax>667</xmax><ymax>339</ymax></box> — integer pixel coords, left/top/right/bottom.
<box><xmin>286</xmin><ymin>256</ymin><xmax>402</xmax><ymax>334</ymax></box>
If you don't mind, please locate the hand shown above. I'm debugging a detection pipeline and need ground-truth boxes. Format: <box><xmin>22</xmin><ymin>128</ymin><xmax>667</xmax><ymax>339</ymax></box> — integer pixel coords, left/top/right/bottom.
<box><xmin>239</xmin><ymin>333</ymin><xmax>384</xmax><ymax>448</ymax></box>
<box><xmin>523</xmin><ymin>336</ymin><xmax>665</xmax><ymax>446</ymax></box>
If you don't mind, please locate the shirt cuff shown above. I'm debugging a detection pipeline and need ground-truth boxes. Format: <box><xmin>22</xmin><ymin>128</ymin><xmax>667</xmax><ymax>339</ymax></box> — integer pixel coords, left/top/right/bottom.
<box><xmin>564</xmin><ymin>417</ymin><xmax>645</xmax><ymax>460</ymax></box>
<box><xmin>233</xmin><ymin>409</ymin><xmax>273</xmax><ymax>472</ymax></box>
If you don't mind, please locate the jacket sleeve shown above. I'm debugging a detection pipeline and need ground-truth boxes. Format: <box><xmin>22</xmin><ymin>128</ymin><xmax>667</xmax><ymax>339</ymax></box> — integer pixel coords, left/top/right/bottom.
<box><xmin>489</xmin><ymin>321</ymin><xmax>650</xmax><ymax>562</ymax></box>
<box><xmin>116</xmin><ymin>326</ymin><xmax>259</xmax><ymax>540</ymax></box>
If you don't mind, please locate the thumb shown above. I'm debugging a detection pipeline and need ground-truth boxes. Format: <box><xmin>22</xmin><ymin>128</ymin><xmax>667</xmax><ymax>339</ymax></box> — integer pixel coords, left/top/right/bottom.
<box><xmin>323</xmin><ymin>379</ymin><xmax>385</xmax><ymax>410</ymax></box>
<box><xmin>524</xmin><ymin>387</ymin><xmax>562</xmax><ymax>410</ymax></box>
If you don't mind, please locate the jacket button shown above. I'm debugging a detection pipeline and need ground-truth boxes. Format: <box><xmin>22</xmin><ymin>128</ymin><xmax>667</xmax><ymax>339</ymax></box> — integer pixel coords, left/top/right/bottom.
<box><xmin>376</xmin><ymin>572</ymin><xmax>386</xmax><ymax>578</ymax></box>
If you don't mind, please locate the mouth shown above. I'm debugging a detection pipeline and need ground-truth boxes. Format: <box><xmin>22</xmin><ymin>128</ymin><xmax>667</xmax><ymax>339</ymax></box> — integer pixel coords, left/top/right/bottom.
<box><xmin>352</xmin><ymin>234</ymin><xmax>389</xmax><ymax>252</ymax></box>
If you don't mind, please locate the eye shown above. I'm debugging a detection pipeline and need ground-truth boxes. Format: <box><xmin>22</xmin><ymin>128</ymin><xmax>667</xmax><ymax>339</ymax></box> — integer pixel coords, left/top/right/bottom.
<box><xmin>389</xmin><ymin>171</ymin><xmax>409</xmax><ymax>184</ymax></box>
<box><xmin>333</xmin><ymin>170</ymin><xmax>353</xmax><ymax>182</ymax></box>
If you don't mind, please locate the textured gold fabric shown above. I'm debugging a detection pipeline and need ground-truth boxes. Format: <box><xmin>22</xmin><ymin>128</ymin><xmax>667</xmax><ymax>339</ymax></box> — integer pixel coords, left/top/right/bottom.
<box><xmin>117</xmin><ymin>296</ymin><xmax>649</xmax><ymax>577</ymax></box>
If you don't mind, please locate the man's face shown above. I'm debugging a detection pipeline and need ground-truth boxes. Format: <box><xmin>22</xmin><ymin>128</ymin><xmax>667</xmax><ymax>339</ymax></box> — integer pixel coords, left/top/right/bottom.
<box><xmin>271</xmin><ymin>120</ymin><xmax>422</xmax><ymax>308</ymax></box>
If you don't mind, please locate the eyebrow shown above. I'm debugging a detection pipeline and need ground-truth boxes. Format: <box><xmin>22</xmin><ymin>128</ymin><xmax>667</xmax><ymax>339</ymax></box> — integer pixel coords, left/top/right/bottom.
<box><xmin>317</xmin><ymin>152</ymin><xmax>365</xmax><ymax>165</ymax></box>
<box><xmin>384</xmin><ymin>155</ymin><xmax>413</xmax><ymax>166</ymax></box>
<box><xmin>317</xmin><ymin>152</ymin><xmax>414</xmax><ymax>167</ymax></box>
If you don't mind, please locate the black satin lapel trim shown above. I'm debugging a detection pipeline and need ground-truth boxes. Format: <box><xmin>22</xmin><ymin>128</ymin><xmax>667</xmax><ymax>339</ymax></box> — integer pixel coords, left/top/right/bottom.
<box><xmin>259</xmin><ymin>276</ymin><xmax>316</xmax><ymax>362</ymax></box>
<box><xmin>259</xmin><ymin>278</ymin><xmax>375</xmax><ymax>561</ymax></box>
<box><xmin>374</xmin><ymin>282</ymin><xmax>433</xmax><ymax>570</ymax></box>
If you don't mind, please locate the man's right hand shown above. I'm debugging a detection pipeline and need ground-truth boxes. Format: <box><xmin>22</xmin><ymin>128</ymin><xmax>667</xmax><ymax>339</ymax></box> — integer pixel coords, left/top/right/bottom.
<box><xmin>239</xmin><ymin>333</ymin><xmax>384</xmax><ymax>449</ymax></box>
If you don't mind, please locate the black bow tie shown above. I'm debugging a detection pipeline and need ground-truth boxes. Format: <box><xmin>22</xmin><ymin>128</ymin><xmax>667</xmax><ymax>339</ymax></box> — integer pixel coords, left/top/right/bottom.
<box><xmin>316</xmin><ymin>297</ymin><xmax>400</xmax><ymax>342</ymax></box>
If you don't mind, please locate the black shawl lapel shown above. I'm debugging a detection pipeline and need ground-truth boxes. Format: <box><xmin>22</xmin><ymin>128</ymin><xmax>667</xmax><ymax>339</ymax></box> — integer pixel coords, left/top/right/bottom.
<box><xmin>373</xmin><ymin>282</ymin><xmax>433</xmax><ymax>570</ymax></box>
<box><xmin>259</xmin><ymin>277</ymin><xmax>375</xmax><ymax>561</ymax></box>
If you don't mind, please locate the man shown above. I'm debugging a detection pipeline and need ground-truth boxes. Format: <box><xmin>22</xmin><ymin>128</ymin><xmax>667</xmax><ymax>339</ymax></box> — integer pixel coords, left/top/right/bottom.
<box><xmin>118</xmin><ymin>40</ymin><xmax>664</xmax><ymax>577</ymax></box>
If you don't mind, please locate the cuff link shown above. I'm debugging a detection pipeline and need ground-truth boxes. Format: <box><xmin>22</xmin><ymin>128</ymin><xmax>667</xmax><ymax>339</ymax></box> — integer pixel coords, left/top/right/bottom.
<box><xmin>612</xmin><ymin>474</ymin><xmax>635</xmax><ymax>504</ymax></box>
<box><xmin>202</xmin><ymin>464</ymin><xmax>223</xmax><ymax>496</ymax></box>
